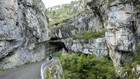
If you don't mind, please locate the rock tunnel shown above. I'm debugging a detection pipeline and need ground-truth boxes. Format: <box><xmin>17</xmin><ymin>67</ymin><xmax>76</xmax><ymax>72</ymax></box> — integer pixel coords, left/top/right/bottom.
<box><xmin>47</xmin><ymin>37</ymin><xmax>68</xmax><ymax>53</ymax></box>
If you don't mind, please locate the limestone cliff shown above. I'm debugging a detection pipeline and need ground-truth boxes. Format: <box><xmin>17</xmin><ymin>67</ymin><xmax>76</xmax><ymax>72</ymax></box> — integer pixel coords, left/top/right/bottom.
<box><xmin>47</xmin><ymin>0</ymin><xmax>140</xmax><ymax>76</ymax></box>
<box><xmin>0</xmin><ymin>0</ymin><xmax>49</xmax><ymax>68</ymax></box>
<box><xmin>47</xmin><ymin>0</ymin><xmax>107</xmax><ymax>57</ymax></box>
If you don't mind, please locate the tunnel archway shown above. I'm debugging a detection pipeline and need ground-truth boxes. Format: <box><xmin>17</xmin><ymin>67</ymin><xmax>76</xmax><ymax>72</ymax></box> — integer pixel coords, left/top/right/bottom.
<box><xmin>47</xmin><ymin>37</ymin><xmax>68</xmax><ymax>53</ymax></box>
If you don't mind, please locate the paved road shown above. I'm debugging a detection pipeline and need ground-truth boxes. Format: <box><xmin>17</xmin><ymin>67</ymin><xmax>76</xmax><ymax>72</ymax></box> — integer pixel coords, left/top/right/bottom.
<box><xmin>0</xmin><ymin>61</ymin><xmax>44</xmax><ymax>79</ymax></box>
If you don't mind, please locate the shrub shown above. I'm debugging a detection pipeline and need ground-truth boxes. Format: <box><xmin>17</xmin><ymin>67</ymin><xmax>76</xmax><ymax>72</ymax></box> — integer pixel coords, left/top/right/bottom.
<box><xmin>121</xmin><ymin>45</ymin><xmax>140</xmax><ymax>78</ymax></box>
<box><xmin>32</xmin><ymin>0</ymin><xmax>41</xmax><ymax>11</ymax></box>
<box><xmin>45</xmin><ymin>68</ymin><xmax>50</xmax><ymax>79</ymax></box>
<box><xmin>0</xmin><ymin>68</ymin><xmax>5</xmax><ymax>72</ymax></box>
<box><xmin>48</xmin><ymin>28</ymin><xmax>56</xmax><ymax>37</ymax></box>
<box><xmin>73</xmin><ymin>30</ymin><xmax>105</xmax><ymax>40</ymax></box>
<box><xmin>25</xmin><ymin>61</ymin><xmax>31</xmax><ymax>65</ymax></box>
<box><xmin>60</xmin><ymin>53</ymin><xmax>116</xmax><ymax>79</ymax></box>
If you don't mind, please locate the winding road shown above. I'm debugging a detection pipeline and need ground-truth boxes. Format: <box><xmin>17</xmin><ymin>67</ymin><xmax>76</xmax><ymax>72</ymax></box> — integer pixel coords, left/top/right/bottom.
<box><xmin>0</xmin><ymin>61</ymin><xmax>45</xmax><ymax>79</ymax></box>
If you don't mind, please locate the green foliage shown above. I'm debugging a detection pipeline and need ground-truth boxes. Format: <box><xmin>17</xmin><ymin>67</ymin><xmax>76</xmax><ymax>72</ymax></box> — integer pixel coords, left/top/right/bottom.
<box><xmin>32</xmin><ymin>0</ymin><xmax>41</xmax><ymax>11</ymax></box>
<box><xmin>125</xmin><ymin>71</ymin><xmax>139</xmax><ymax>79</ymax></box>
<box><xmin>121</xmin><ymin>45</ymin><xmax>140</xmax><ymax>78</ymax></box>
<box><xmin>49</xmin><ymin>28</ymin><xmax>56</xmax><ymax>37</ymax></box>
<box><xmin>45</xmin><ymin>1</ymin><xmax>86</xmax><ymax>26</ymax></box>
<box><xmin>60</xmin><ymin>53</ymin><xmax>116</xmax><ymax>79</ymax></box>
<box><xmin>0</xmin><ymin>68</ymin><xmax>5</xmax><ymax>72</ymax></box>
<box><xmin>46</xmin><ymin>3</ymin><xmax>73</xmax><ymax>25</ymax></box>
<box><xmin>45</xmin><ymin>68</ymin><xmax>50</xmax><ymax>79</ymax></box>
<box><xmin>132</xmin><ymin>45</ymin><xmax>140</xmax><ymax>64</ymax></box>
<box><xmin>45</xmin><ymin>10</ymin><xmax>50</xmax><ymax>24</ymax></box>
<box><xmin>70</xmin><ymin>8</ymin><xmax>88</xmax><ymax>18</ymax></box>
<box><xmin>100</xmin><ymin>0</ymin><xmax>112</xmax><ymax>5</ymax></box>
<box><xmin>71</xmin><ymin>29</ymin><xmax>78</xmax><ymax>35</ymax></box>
<box><xmin>25</xmin><ymin>61</ymin><xmax>31</xmax><ymax>65</ymax></box>
<box><xmin>73</xmin><ymin>30</ymin><xmax>105</xmax><ymax>40</ymax></box>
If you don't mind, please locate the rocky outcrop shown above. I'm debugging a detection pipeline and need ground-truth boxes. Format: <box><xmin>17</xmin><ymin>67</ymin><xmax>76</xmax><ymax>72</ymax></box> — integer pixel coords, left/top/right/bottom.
<box><xmin>48</xmin><ymin>0</ymin><xmax>140</xmax><ymax>75</ymax></box>
<box><xmin>53</xmin><ymin>10</ymin><xmax>106</xmax><ymax>56</ymax></box>
<box><xmin>0</xmin><ymin>0</ymin><xmax>49</xmax><ymax>68</ymax></box>
<box><xmin>105</xmin><ymin>2</ymin><xmax>138</xmax><ymax>74</ymax></box>
<box><xmin>63</xmin><ymin>38</ymin><xmax>108</xmax><ymax>57</ymax></box>
<box><xmin>48</xmin><ymin>0</ymin><xmax>106</xmax><ymax>57</ymax></box>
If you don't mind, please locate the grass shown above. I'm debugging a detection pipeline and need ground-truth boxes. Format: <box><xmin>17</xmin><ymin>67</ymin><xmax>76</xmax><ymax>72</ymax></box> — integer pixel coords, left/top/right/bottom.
<box><xmin>45</xmin><ymin>68</ymin><xmax>50</xmax><ymax>79</ymax></box>
<box><xmin>73</xmin><ymin>30</ymin><xmax>105</xmax><ymax>40</ymax></box>
<box><xmin>0</xmin><ymin>68</ymin><xmax>5</xmax><ymax>72</ymax></box>
<box><xmin>25</xmin><ymin>61</ymin><xmax>31</xmax><ymax>65</ymax></box>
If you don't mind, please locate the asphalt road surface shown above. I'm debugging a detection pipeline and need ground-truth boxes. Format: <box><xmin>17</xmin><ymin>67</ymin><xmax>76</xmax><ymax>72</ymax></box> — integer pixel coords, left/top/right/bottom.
<box><xmin>0</xmin><ymin>61</ymin><xmax>44</xmax><ymax>79</ymax></box>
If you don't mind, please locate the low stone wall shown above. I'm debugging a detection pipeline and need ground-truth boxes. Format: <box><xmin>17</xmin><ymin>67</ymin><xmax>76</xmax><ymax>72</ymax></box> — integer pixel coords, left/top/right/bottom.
<box><xmin>41</xmin><ymin>58</ymin><xmax>64</xmax><ymax>79</ymax></box>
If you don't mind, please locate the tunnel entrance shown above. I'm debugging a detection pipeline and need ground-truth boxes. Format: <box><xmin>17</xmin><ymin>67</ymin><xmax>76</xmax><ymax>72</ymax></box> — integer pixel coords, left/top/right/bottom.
<box><xmin>47</xmin><ymin>37</ymin><xmax>68</xmax><ymax>53</ymax></box>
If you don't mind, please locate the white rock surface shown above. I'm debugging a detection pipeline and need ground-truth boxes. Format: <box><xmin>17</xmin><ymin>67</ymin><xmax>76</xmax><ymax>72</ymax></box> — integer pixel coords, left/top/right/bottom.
<box><xmin>0</xmin><ymin>0</ymin><xmax>49</xmax><ymax>68</ymax></box>
<box><xmin>63</xmin><ymin>38</ymin><xmax>108</xmax><ymax>57</ymax></box>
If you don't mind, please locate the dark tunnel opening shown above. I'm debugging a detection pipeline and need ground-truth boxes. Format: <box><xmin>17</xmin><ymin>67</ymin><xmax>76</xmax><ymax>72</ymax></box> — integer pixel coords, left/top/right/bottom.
<box><xmin>50</xmin><ymin>37</ymin><xmax>60</xmax><ymax>40</ymax></box>
<box><xmin>48</xmin><ymin>37</ymin><xmax>68</xmax><ymax>53</ymax></box>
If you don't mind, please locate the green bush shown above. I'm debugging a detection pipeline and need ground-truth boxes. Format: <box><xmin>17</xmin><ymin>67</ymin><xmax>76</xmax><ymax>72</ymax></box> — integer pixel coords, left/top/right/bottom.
<box><xmin>48</xmin><ymin>28</ymin><xmax>56</xmax><ymax>37</ymax></box>
<box><xmin>73</xmin><ymin>30</ymin><xmax>105</xmax><ymax>40</ymax></box>
<box><xmin>121</xmin><ymin>45</ymin><xmax>140</xmax><ymax>78</ymax></box>
<box><xmin>32</xmin><ymin>0</ymin><xmax>41</xmax><ymax>11</ymax></box>
<box><xmin>0</xmin><ymin>68</ymin><xmax>5</xmax><ymax>72</ymax></box>
<box><xmin>60</xmin><ymin>53</ymin><xmax>116</xmax><ymax>79</ymax></box>
<box><xmin>45</xmin><ymin>68</ymin><xmax>50</xmax><ymax>79</ymax></box>
<box><xmin>25</xmin><ymin>61</ymin><xmax>31</xmax><ymax>65</ymax></box>
<box><xmin>132</xmin><ymin>45</ymin><xmax>140</xmax><ymax>64</ymax></box>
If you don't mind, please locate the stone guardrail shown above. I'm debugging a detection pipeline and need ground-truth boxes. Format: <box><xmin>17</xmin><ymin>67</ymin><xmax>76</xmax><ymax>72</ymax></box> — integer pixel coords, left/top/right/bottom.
<box><xmin>40</xmin><ymin>57</ymin><xmax>58</xmax><ymax>79</ymax></box>
<box><xmin>41</xmin><ymin>62</ymin><xmax>46</xmax><ymax>79</ymax></box>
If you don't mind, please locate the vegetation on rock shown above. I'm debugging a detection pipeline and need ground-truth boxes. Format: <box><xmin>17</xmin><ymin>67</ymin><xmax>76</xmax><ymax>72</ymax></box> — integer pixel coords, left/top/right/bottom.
<box><xmin>32</xmin><ymin>0</ymin><xmax>41</xmax><ymax>11</ymax></box>
<box><xmin>48</xmin><ymin>28</ymin><xmax>57</xmax><ymax>37</ymax></box>
<box><xmin>45</xmin><ymin>50</ymin><xmax>139</xmax><ymax>79</ymax></box>
<box><xmin>45</xmin><ymin>0</ymin><xmax>140</xmax><ymax>79</ymax></box>
<box><xmin>121</xmin><ymin>45</ymin><xmax>140</xmax><ymax>78</ymax></box>
<box><xmin>45</xmin><ymin>1</ymin><xmax>75</xmax><ymax>26</ymax></box>
<box><xmin>73</xmin><ymin>30</ymin><xmax>105</xmax><ymax>40</ymax></box>
<box><xmin>45</xmin><ymin>0</ymin><xmax>87</xmax><ymax>27</ymax></box>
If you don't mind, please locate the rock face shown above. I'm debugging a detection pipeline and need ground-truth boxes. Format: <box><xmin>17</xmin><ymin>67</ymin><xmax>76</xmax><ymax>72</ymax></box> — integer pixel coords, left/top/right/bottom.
<box><xmin>48</xmin><ymin>0</ymin><xmax>106</xmax><ymax>57</ymax></box>
<box><xmin>63</xmin><ymin>38</ymin><xmax>108</xmax><ymax>57</ymax></box>
<box><xmin>0</xmin><ymin>0</ymin><xmax>49</xmax><ymax>68</ymax></box>
<box><xmin>48</xmin><ymin>0</ymin><xmax>140</xmax><ymax>75</ymax></box>
<box><xmin>105</xmin><ymin>2</ymin><xmax>138</xmax><ymax>74</ymax></box>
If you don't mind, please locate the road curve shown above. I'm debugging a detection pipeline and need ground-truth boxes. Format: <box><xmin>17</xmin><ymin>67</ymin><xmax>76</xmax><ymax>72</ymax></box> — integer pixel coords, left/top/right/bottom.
<box><xmin>0</xmin><ymin>61</ymin><xmax>45</xmax><ymax>79</ymax></box>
